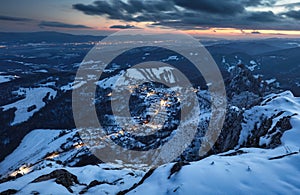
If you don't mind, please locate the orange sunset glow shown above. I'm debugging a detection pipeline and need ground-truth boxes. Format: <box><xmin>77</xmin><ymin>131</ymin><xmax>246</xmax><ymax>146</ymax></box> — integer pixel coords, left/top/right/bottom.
<box><xmin>0</xmin><ymin>0</ymin><xmax>299</xmax><ymax>39</ymax></box>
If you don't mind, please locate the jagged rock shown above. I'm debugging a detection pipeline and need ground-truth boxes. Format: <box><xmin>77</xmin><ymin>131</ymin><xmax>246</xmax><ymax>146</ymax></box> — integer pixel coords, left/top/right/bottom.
<box><xmin>117</xmin><ymin>168</ymin><xmax>155</xmax><ymax>195</ymax></box>
<box><xmin>230</xmin><ymin>91</ymin><xmax>261</xmax><ymax>109</ymax></box>
<box><xmin>79</xmin><ymin>179</ymin><xmax>122</xmax><ymax>194</ymax></box>
<box><xmin>247</xmin><ymin>116</ymin><xmax>292</xmax><ymax>148</ymax></box>
<box><xmin>32</xmin><ymin>169</ymin><xmax>79</xmax><ymax>193</ymax></box>
<box><xmin>226</xmin><ymin>64</ymin><xmax>264</xmax><ymax>98</ymax></box>
<box><xmin>71</xmin><ymin>153</ymin><xmax>102</xmax><ymax>167</ymax></box>
<box><xmin>268</xmin><ymin>116</ymin><xmax>293</xmax><ymax>148</ymax></box>
<box><xmin>245</xmin><ymin>117</ymin><xmax>272</xmax><ymax>147</ymax></box>
<box><xmin>211</xmin><ymin>108</ymin><xmax>243</xmax><ymax>154</ymax></box>
<box><xmin>244</xmin><ymin>114</ymin><xmax>294</xmax><ymax>149</ymax></box>
<box><xmin>0</xmin><ymin>189</ymin><xmax>18</xmax><ymax>195</ymax></box>
<box><xmin>168</xmin><ymin>161</ymin><xmax>190</xmax><ymax>179</ymax></box>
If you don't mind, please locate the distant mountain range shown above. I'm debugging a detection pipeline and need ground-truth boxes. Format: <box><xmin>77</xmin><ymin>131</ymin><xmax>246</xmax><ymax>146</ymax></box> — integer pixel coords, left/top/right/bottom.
<box><xmin>0</xmin><ymin>31</ymin><xmax>105</xmax><ymax>43</ymax></box>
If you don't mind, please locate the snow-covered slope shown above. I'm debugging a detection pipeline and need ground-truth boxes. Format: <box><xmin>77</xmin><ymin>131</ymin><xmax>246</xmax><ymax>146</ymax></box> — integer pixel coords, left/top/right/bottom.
<box><xmin>128</xmin><ymin>91</ymin><xmax>300</xmax><ymax>194</ymax></box>
<box><xmin>1</xmin><ymin>87</ymin><xmax>56</xmax><ymax>125</ymax></box>
<box><xmin>0</xmin><ymin>60</ymin><xmax>299</xmax><ymax>194</ymax></box>
<box><xmin>0</xmin><ymin>129</ymin><xmax>145</xmax><ymax>194</ymax></box>
<box><xmin>0</xmin><ymin>91</ymin><xmax>299</xmax><ymax>194</ymax></box>
<box><xmin>130</xmin><ymin>146</ymin><xmax>300</xmax><ymax>194</ymax></box>
<box><xmin>239</xmin><ymin>91</ymin><xmax>300</xmax><ymax>148</ymax></box>
<box><xmin>0</xmin><ymin>75</ymin><xmax>18</xmax><ymax>84</ymax></box>
<box><xmin>0</xmin><ymin>129</ymin><xmax>62</xmax><ymax>176</ymax></box>
<box><xmin>97</xmin><ymin>66</ymin><xmax>179</xmax><ymax>90</ymax></box>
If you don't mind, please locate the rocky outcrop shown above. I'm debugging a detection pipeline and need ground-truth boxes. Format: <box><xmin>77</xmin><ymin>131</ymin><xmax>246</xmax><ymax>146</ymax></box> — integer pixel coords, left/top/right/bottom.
<box><xmin>0</xmin><ymin>189</ymin><xmax>18</xmax><ymax>195</ymax></box>
<box><xmin>79</xmin><ymin>178</ymin><xmax>122</xmax><ymax>194</ymax></box>
<box><xmin>32</xmin><ymin>169</ymin><xmax>79</xmax><ymax>193</ymax></box>
<box><xmin>245</xmin><ymin>114</ymin><xmax>295</xmax><ymax>149</ymax></box>
<box><xmin>211</xmin><ymin>107</ymin><xmax>244</xmax><ymax>154</ymax></box>
<box><xmin>226</xmin><ymin>64</ymin><xmax>264</xmax><ymax>99</ymax></box>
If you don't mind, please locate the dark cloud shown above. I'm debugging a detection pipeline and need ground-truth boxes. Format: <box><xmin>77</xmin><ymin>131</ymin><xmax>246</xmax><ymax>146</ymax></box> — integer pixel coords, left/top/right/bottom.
<box><xmin>73</xmin><ymin>1</ymin><xmax>119</xmax><ymax>18</ymax></box>
<box><xmin>173</xmin><ymin>0</ymin><xmax>245</xmax><ymax>15</ymax></box>
<box><xmin>72</xmin><ymin>0</ymin><xmax>299</xmax><ymax>30</ymax></box>
<box><xmin>149</xmin><ymin>10</ymin><xmax>285</xmax><ymax>30</ymax></box>
<box><xmin>246</xmin><ymin>11</ymin><xmax>280</xmax><ymax>22</ymax></box>
<box><xmin>283</xmin><ymin>10</ymin><xmax>300</xmax><ymax>20</ymax></box>
<box><xmin>279</xmin><ymin>2</ymin><xmax>300</xmax><ymax>8</ymax></box>
<box><xmin>39</xmin><ymin>21</ymin><xmax>92</xmax><ymax>29</ymax></box>
<box><xmin>244</xmin><ymin>0</ymin><xmax>276</xmax><ymax>7</ymax></box>
<box><xmin>110</xmin><ymin>24</ymin><xmax>135</xmax><ymax>29</ymax></box>
<box><xmin>0</xmin><ymin>15</ymin><xmax>33</xmax><ymax>22</ymax></box>
<box><xmin>73</xmin><ymin>0</ymin><xmax>177</xmax><ymax>22</ymax></box>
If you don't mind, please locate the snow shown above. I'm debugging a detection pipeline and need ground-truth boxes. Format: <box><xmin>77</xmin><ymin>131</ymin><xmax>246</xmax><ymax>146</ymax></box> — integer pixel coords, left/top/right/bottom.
<box><xmin>76</xmin><ymin>60</ymin><xmax>104</xmax><ymax>71</ymax></box>
<box><xmin>238</xmin><ymin>91</ymin><xmax>300</xmax><ymax>146</ymax></box>
<box><xmin>287</xmin><ymin>42</ymin><xmax>300</xmax><ymax>47</ymax></box>
<box><xmin>5</xmin><ymin>59</ymin><xmax>46</xmax><ymax>66</ymax></box>
<box><xmin>0</xmin><ymin>128</ymin><xmax>145</xmax><ymax>194</ymax></box>
<box><xmin>61</xmin><ymin>81</ymin><xmax>87</xmax><ymax>91</ymax></box>
<box><xmin>61</xmin><ymin>74</ymin><xmax>99</xmax><ymax>91</ymax></box>
<box><xmin>87</xmin><ymin>74</ymin><xmax>97</xmax><ymax>80</ymax></box>
<box><xmin>122</xmin><ymin>67</ymin><xmax>177</xmax><ymax>84</ymax></box>
<box><xmin>250</xmin><ymin>60</ymin><xmax>256</xmax><ymax>65</ymax></box>
<box><xmin>97</xmin><ymin>66</ymin><xmax>178</xmax><ymax>89</ymax></box>
<box><xmin>19</xmin><ymin>180</ymin><xmax>71</xmax><ymax>195</ymax></box>
<box><xmin>0</xmin><ymin>167</ymin><xmax>70</xmax><ymax>194</ymax></box>
<box><xmin>222</xmin><ymin>56</ymin><xmax>226</xmax><ymax>63</ymax></box>
<box><xmin>265</xmin><ymin>78</ymin><xmax>276</xmax><ymax>84</ymax></box>
<box><xmin>96</xmin><ymin>70</ymin><xmax>124</xmax><ymax>89</ymax></box>
<box><xmin>206</xmin><ymin>82</ymin><xmax>212</xmax><ymax>87</ymax></box>
<box><xmin>247</xmin><ymin>60</ymin><xmax>258</xmax><ymax>71</ymax></box>
<box><xmin>81</xmin><ymin>60</ymin><xmax>101</xmax><ymax>65</ymax></box>
<box><xmin>39</xmin><ymin>81</ymin><xmax>56</xmax><ymax>87</ymax></box>
<box><xmin>0</xmin><ymin>75</ymin><xmax>17</xmax><ymax>84</ymax></box>
<box><xmin>34</xmin><ymin>69</ymin><xmax>48</xmax><ymax>73</ymax></box>
<box><xmin>0</xmin><ymin>90</ymin><xmax>300</xmax><ymax>194</ymax></box>
<box><xmin>131</xmin><ymin>97</ymin><xmax>300</xmax><ymax>195</ymax></box>
<box><xmin>253</xmin><ymin>74</ymin><xmax>263</xmax><ymax>79</ymax></box>
<box><xmin>68</xmin><ymin>165</ymin><xmax>143</xmax><ymax>194</ymax></box>
<box><xmin>230</xmin><ymin>106</ymin><xmax>240</xmax><ymax>112</ymax></box>
<box><xmin>227</xmin><ymin>65</ymin><xmax>235</xmax><ymax>72</ymax></box>
<box><xmin>1</xmin><ymin>87</ymin><xmax>57</xmax><ymax>125</ymax></box>
<box><xmin>162</xmin><ymin>55</ymin><xmax>179</xmax><ymax>62</ymax></box>
<box><xmin>130</xmin><ymin>148</ymin><xmax>300</xmax><ymax>194</ymax></box>
<box><xmin>0</xmin><ymin>129</ymin><xmax>65</xmax><ymax>176</ymax></box>
<box><xmin>0</xmin><ymin>163</ymin><xmax>144</xmax><ymax>195</ymax></box>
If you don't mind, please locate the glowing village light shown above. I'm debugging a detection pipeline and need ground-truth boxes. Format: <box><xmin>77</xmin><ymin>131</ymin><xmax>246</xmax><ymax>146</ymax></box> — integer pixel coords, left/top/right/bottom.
<box><xmin>45</xmin><ymin>152</ymin><xmax>59</xmax><ymax>159</ymax></box>
<box><xmin>160</xmin><ymin>99</ymin><xmax>167</xmax><ymax>107</ymax></box>
<box><xmin>9</xmin><ymin>165</ymin><xmax>32</xmax><ymax>177</ymax></box>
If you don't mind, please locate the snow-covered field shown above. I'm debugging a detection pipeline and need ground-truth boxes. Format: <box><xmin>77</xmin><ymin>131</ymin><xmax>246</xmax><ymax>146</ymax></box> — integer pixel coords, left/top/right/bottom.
<box><xmin>61</xmin><ymin>80</ymin><xmax>87</xmax><ymax>91</ymax></box>
<box><xmin>0</xmin><ymin>75</ymin><xmax>18</xmax><ymax>84</ymax></box>
<box><xmin>1</xmin><ymin>87</ymin><xmax>57</xmax><ymax>125</ymax></box>
<box><xmin>97</xmin><ymin>66</ymin><xmax>179</xmax><ymax>89</ymax></box>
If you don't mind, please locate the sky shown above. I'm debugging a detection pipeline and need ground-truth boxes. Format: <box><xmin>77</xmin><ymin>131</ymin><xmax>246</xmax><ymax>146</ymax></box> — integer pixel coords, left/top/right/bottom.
<box><xmin>0</xmin><ymin>0</ymin><xmax>300</xmax><ymax>38</ymax></box>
